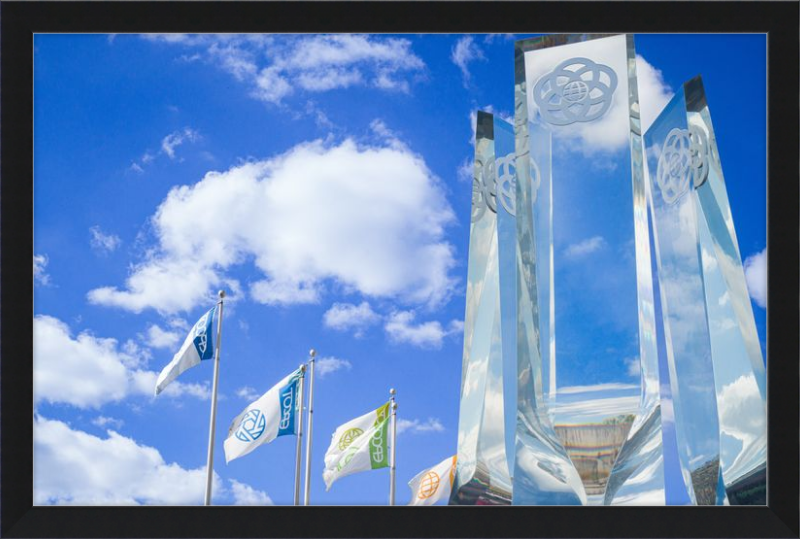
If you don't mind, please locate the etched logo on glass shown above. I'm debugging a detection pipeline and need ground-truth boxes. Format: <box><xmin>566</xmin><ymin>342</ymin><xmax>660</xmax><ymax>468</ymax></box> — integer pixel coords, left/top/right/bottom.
<box><xmin>472</xmin><ymin>154</ymin><xmax>526</xmax><ymax>220</ymax></box>
<box><xmin>234</xmin><ymin>409</ymin><xmax>266</xmax><ymax>442</ymax></box>
<box><xmin>533</xmin><ymin>57</ymin><xmax>618</xmax><ymax>126</ymax></box>
<box><xmin>656</xmin><ymin>126</ymin><xmax>709</xmax><ymax>204</ymax></box>
<box><xmin>495</xmin><ymin>153</ymin><xmax>517</xmax><ymax>216</ymax></box>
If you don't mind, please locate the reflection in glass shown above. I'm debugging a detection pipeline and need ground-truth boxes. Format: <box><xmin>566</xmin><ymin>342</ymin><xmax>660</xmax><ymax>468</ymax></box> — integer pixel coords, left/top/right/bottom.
<box><xmin>645</xmin><ymin>76</ymin><xmax>766</xmax><ymax>505</ymax></box>
<box><xmin>515</xmin><ymin>34</ymin><xmax>661</xmax><ymax>505</ymax></box>
<box><xmin>451</xmin><ymin>111</ymin><xmax>515</xmax><ymax>505</ymax></box>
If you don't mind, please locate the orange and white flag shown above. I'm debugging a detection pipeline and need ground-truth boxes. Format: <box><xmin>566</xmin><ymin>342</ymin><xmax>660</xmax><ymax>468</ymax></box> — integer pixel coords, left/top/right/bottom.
<box><xmin>407</xmin><ymin>455</ymin><xmax>456</xmax><ymax>506</ymax></box>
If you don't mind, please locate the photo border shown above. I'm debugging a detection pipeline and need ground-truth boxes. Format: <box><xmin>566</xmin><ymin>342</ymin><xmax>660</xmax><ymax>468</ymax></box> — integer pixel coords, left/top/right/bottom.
<box><xmin>2</xmin><ymin>1</ymin><xmax>798</xmax><ymax>537</ymax></box>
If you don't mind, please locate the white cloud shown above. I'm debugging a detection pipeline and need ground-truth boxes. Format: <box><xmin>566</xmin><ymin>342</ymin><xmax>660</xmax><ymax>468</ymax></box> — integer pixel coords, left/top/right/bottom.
<box><xmin>88</xmin><ymin>138</ymin><xmax>457</xmax><ymax>315</ymax></box>
<box><xmin>161</xmin><ymin>127</ymin><xmax>200</xmax><ymax>160</ymax></box>
<box><xmin>315</xmin><ymin>356</ymin><xmax>352</xmax><ymax>378</ymax></box>
<box><xmin>384</xmin><ymin>310</ymin><xmax>461</xmax><ymax>349</ymax></box>
<box><xmin>564</xmin><ymin>235</ymin><xmax>606</xmax><ymax>258</ymax></box>
<box><xmin>34</xmin><ymin>254</ymin><xmax>51</xmax><ymax>286</ymax></box>
<box><xmin>144</xmin><ymin>324</ymin><xmax>182</xmax><ymax>350</ymax></box>
<box><xmin>635</xmin><ymin>55</ymin><xmax>674</xmax><ymax>134</ymax></box>
<box><xmin>323</xmin><ymin>301</ymin><xmax>380</xmax><ymax>337</ymax></box>
<box><xmin>90</xmin><ymin>226</ymin><xmax>122</xmax><ymax>254</ymax></box>
<box><xmin>625</xmin><ymin>357</ymin><xmax>641</xmax><ymax>378</ymax></box>
<box><xmin>235</xmin><ymin>386</ymin><xmax>260</xmax><ymax>401</ymax></box>
<box><xmin>743</xmin><ymin>248</ymin><xmax>766</xmax><ymax>308</ymax></box>
<box><xmin>34</xmin><ymin>315</ymin><xmax>209</xmax><ymax>409</ymax></box>
<box><xmin>457</xmin><ymin>157</ymin><xmax>473</xmax><ymax>183</ymax></box>
<box><xmin>145</xmin><ymin>34</ymin><xmax>425</xmax><ymax>105</ymax></box>
<box><xmin>229</xmin><ymin>479</ymin><xmax>273</xmax><ymax>505</ymax></box>
<box><xmin>129</xmin><ymin>162</ymin><xmax>144</xmax><ymax>174</ymax></box>
<box><xmin>553</xmin><ymin>396</ymin><xmax>640</xmax><ymax>424</ymax></box>
<box><xmin>451</xmin><ymin>36</ymin><xmax>485</xmax><ymax>87</ymax></box>
<box><xmin>34</xmin><ymin>416</ymin><xmax>265</xmax><ymax>505</ymax></box>
<box><xmin>396</xmin><ymin>417</ymin><xmax>445</xmax><ymax>435</ymax></box>
<box><xmin>91</xmin><ymin>416</ymin><xmax>124</xmax><ymax>430</ymax></box>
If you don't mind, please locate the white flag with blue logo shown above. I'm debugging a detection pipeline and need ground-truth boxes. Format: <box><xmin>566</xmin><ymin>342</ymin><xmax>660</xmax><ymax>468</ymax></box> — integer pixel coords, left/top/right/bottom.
<box><xmin>223</xmin><ymin>368</ymin><xmax>303</xmax><ymax>464</ymax></box>
<box><xmin>154</xmin><ymin>306</ymin><xmax>216</xmax><ymax>396</ymax></box>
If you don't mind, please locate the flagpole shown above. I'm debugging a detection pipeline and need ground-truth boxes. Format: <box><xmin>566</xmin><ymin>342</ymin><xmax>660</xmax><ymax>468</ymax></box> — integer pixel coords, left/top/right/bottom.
<box><xmin>204</xmin><ymin>290</ymin><xmax>225</xmax><ymax>506</ymax></box>
<box><xmin>302</xmin><ymin>349</ymin><xmax>316</xmax><ymax>506</ymax></box>
<box><xmin>293</xmin><ymin>365</ymin><xmax>306</xmax><ymax>506</ymax></box>
<box><xmin>389</xmin><ymin>388</ymin><xmax>397</xmax><ymax>506</ymax></box>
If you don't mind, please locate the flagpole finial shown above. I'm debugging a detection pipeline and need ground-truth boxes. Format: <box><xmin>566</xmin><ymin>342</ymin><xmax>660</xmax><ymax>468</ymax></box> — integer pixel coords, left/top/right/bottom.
<box><xmin>390</xmin><ymin>388</ymin><xmax>396</xmax><ymax>396</ymax></box>
<box><xmin>218</xmin><ymin>290</ymin><xmax>226</xmax><ymax>299</ymax></box>
<box><xmin>309</xmin><ymin>348</ymin><xmax>316</xmax><ymax>358</ymax></box>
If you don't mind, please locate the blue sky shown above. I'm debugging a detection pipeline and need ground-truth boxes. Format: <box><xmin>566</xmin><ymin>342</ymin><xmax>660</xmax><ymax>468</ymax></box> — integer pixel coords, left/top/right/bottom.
<box><xmin>33</xmin><ymin>33</ymin><xmax>766</xmax><ymax>506</ymax></box>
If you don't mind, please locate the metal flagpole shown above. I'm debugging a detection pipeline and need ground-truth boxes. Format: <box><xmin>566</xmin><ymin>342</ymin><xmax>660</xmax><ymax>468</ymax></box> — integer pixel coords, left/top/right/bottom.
<box><xmin>293</xmin><ymin>365</ymin><xmax>306</xmax><ymax>506</ymax></box>
<box><xmin>204</xmin><ymin>290</ymin><xmax>225</xmax><ymax>506</ymax></box>
<box><xmin>302</xmin><ymin>349</ymin><xmax>316</xmax><ymax>506</ymax></box>
<box><xmin>389</xmin><ymin>388</ymin><xmax>397</xmax><ymax>506</ymax></box>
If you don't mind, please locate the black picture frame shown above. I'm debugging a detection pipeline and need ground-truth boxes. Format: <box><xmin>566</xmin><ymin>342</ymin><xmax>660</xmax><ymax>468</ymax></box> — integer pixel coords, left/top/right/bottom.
<box><xmin>2</xmin><ymin>2</ymin><xmax>798</xmax><ymax>537</ymax></box>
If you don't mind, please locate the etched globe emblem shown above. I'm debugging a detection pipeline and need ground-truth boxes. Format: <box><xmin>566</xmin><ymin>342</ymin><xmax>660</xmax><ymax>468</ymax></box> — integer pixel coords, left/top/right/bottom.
<box><xmin>656</xmin><ymin>128</ymin><xmax>693</xmax><ymax>204</ymax></box>
<box><xmin>234</xmin><ymin>409</ymin><xmax>266</xmax><ymax>442</ymax></box>
<box><xmin>338</xmin><ymin>427</ymin><xmax>364</xmax><ymax>451</ymax></box>
<box><xmin>562</xmin><ymin>80</ymin><xmax>589</xmax><ymax>103</ymax></box>
<box><xmin>495</xmin><ymin>153</ymin><xmax>517</xmax><ymax>216</ymax></box>
<box><xmin>533</xmin><ymin>57</ymin><xmax>618</xmax><ymax>126</ymax></box>
<box><xmin>418</xmin><ymin>471</ymin><xmax>440</xmax><ymax>499</ymax></box>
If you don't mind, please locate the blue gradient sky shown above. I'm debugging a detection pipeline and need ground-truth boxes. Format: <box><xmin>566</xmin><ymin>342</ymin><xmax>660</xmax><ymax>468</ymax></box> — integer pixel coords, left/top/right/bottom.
<box><xmin>33</xmin><ymin>33</ymin><xmax>765</xmax><ymax>506</ymax></box>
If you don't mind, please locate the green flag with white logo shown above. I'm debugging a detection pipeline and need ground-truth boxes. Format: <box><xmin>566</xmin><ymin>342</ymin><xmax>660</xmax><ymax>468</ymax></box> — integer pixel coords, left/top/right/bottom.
<box><xmin>323</xmin><ymin>401</ymin><xmax>391</xmax><ymax>490</ymax></box>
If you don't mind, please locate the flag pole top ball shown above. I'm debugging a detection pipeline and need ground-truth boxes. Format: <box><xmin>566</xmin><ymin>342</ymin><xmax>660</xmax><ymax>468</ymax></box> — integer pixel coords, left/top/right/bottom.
<box><xmin>218</xmin><ymin>290</ymin><xmax>226</xmax><ymax>299</ymax></box>
<box><xmin>309</xmin><ymin>349</ymin><xmax>316</xmax><ymax>358</ymax></box>
<box><xmin>390</xmin><ymin>388</ymin><xmax>396</xmax><ymax>396</ymax></box>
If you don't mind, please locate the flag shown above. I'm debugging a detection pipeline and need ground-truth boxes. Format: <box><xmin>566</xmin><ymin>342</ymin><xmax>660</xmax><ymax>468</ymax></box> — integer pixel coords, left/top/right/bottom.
<box><xmin>322</xmin><ymin>401</ymin><xmax>391</xmax><ymax>490</ymax></box>
<box><xmin>407</xmin><ymin>455</ymin><xmax>457</xmax><ymax>506</ymax></box>
<box><xmin>224</xmin><ymin>368</ymin><xmax>304</xmax><ymax>464</ymax></box>
<box><xmin>154</xmin><ymin>306</ymin><xmax>216</xmax><ymax>396</ymax></box>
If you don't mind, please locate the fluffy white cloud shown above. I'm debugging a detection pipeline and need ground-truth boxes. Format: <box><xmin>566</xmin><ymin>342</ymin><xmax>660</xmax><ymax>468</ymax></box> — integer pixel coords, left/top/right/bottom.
<box><xmin>396</xmin><ymin>417</ymin><xmax>445</xmax><ymax>435</ymax></box>
<box><xmin>34</xmin><ymin>254</ymin><xmax>51</xmax><ymax>286</ymax></box>
<box><xmin>35</xmin><ymin>416</ymin><xmax>268</xmax><ymax>505</ymax></box>
<box><xmin>323</xmin><ymin>301</ymin><xmax>380</xmax><ymax>336</ymax></box>
<box><xmin>558</xmin><ymin>382</ymin><xmax>639</xmax><ymax>395</ymax></box>
<box><xmin>384</xmin><ymin>310</ymin><xmax>461</xmax><ymax>349</ymax></box>
<box><xmin>635</xmin><ymin>55</ymin><xmax>674</xmax><ymax>133</ymax></box>
<box><xmin>144</xmin><ymin>34</ymin><xmax>425</xmax><ymax>105</ymax></box>
<box><xmin>91</xmin><ymin>416</ymin><xmax>124</xmax><ymax>429</ymax></box>
<box><xmin>34</xmin><ymin>315</ymin><xmax>209</xmax><ymax>408</ymax></box>
<box><xmin>315</xmin><ymin>356</ymin><xmax>352</xmax><ymax>378</ymax></box>
<box><xmin>625</xmin><ymin>356</ymin><xmax>641</xmax><ymax>378</ymax></box>
<box><xmin>90</xmin><ymin>226</ymin><xmax>122</xmax><ymax>254</ymax></box>
<box><xmin>229</xmin><ymin>479</ymin><xmax>273</xmax><ymax>505</ymax></box>
<box><xmin>743</xmin><ymin>248</ymin><xmax>766</xmax><ymax>308</ymax></box>
<box><xmin>161</xmin><ymin>127</ymin><xmax>200</xmax><ymax>159</ymax></box>
<box><xmin>235</xmin><ymin>386</ymin><xmax>260</xmax><ymax>401</ymax></box>
<box><xmin>564</xmin><ymin>235</ymin><xmax>606</xmax><ymax>258</ymax></box>
<box><xmin>89</xmin><ymin>138</ymin><xmax>457</xmax><ymax>315</ymax></box>
<box><xmin>144</xmin><ymin>324</ymin><xmax>182</xmax><ymax>349</ymax></box>
<box><xmin>451</xmin><ymin>36</ymin><xmax>485</xmax><ymax>86</ymax></box>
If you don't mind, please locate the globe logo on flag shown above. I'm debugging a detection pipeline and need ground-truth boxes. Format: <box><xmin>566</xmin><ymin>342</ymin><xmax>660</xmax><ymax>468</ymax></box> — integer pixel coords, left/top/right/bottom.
<box><xmin>656</xmin><ymin>126</ymin><xmax>709</xmax><ymax>204</ymax></box>
<box><xmin>533</xmin><ymin>57</ymin><xmax>618</xmax><ymax>126</ymax></box>
<box><xmin>234</xmin><ymin>409</ymin><xmax>266</xmax><ymax>442</ymax></box>
<box><xmin>192</xmin><ymin>309</ymin><xmax>212</xmax><ymax>358</ymax></box>
<box><xmin>338</xmin><ymin>428</ymin><xmax>363</xmax><ymax>451</ymax></box>
<box><xmin>418</xmin><ymin>471</ymin><xmax>440</xmax><ymax>499</ymax></box>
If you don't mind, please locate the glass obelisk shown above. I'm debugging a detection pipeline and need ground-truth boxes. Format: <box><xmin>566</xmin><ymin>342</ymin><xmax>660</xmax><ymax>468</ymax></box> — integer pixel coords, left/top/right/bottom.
<box><xmin>451</xmin><ymin>111</ymin><xmax>517</xmax><ymax>505</ymax></box>
<box><xmin>514</xmin><ymin>34</ymin><xmax>662</xmax><ymax>505</ymax></box>
<box><xmin>644</xmin><ymin>75</ymin><xmax>766</xmax><ymax>505</ymax></box>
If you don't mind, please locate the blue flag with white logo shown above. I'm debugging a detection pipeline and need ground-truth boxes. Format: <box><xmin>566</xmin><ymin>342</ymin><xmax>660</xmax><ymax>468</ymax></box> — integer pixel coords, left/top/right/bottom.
<box><xmin>154</xmin><ymin>306</ymin><xmax>216</xmax><ymax>396</ymax></box>
<box><xmin>223</xmin><ymin>368</ymin><xmax>303</xmax><ymax>463</ymax></box>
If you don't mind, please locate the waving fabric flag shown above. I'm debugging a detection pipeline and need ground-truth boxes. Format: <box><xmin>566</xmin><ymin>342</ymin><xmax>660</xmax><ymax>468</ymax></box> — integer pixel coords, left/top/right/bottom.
<box><xmin>224</xmin><ymin>368</ymin><xmax>304</xmax><ymax>464</ymax></box>
<box><xmin>154</xmin><ymin>306</ymin><xmax>216</xmax><ymax>396</ymax></box>
<box><xmin>407</xmin><ymin>455</ymin><xmax>457</xmax><ymax>506</ymax></box>
<box><xmin>323</xmin><ymin>402</ymin><xmax>391</xmax><ymax>491</ymax></box>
